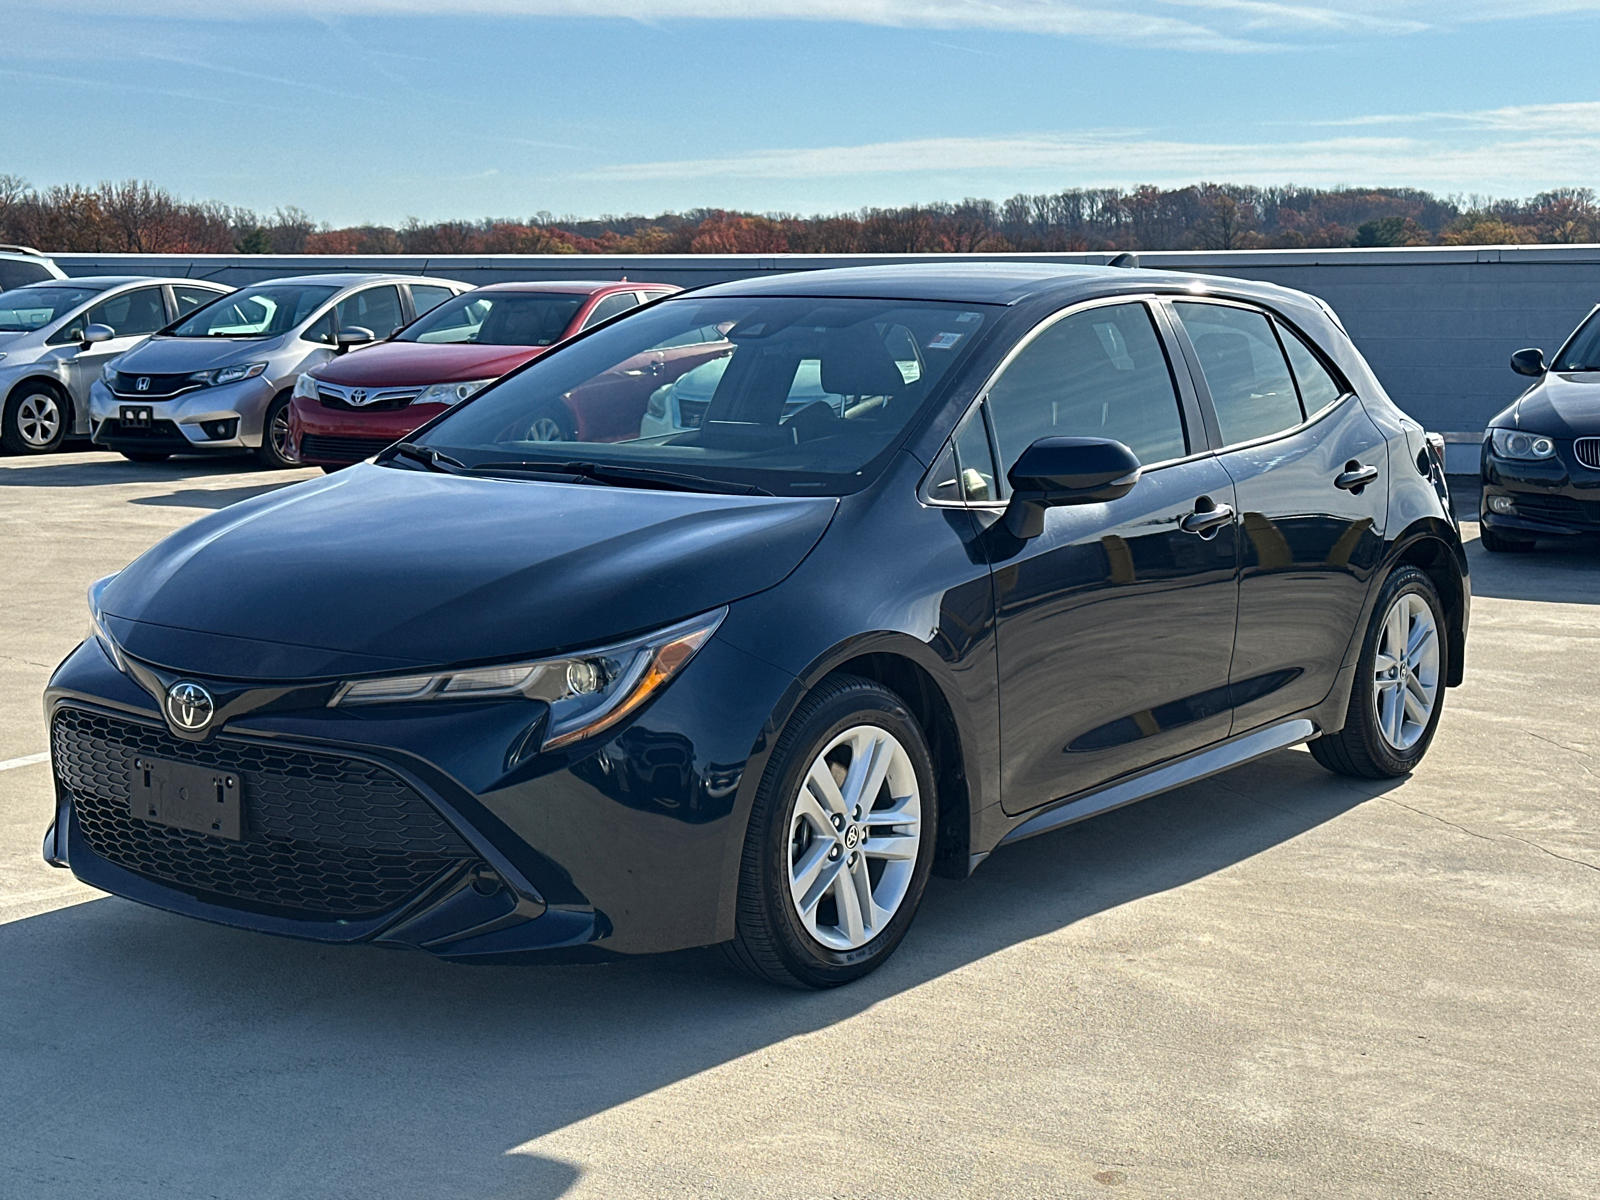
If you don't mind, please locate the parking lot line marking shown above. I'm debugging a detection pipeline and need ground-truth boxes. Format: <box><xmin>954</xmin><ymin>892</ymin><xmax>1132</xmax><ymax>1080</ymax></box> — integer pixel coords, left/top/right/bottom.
<box><xmin>0</xmin><ymin>752</ymin><xmax>49</xmax><ymax>772</ymax></box>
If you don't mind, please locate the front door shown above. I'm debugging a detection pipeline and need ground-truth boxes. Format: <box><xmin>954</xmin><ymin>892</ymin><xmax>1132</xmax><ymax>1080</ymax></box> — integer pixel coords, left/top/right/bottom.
<box><xmin>1168</xmin><ymin>300</ymin><xmax>1388</xmax><ymax>732</ymax></box>
<box><xmin>60</xmin><ymin>285</ymin><xmax>170</xmax><ymax>411</ymax></box>
<box><xmin>984</xmin><ymin>300</ymin><xmax>1241</xmax><ymax>815</ymax></box>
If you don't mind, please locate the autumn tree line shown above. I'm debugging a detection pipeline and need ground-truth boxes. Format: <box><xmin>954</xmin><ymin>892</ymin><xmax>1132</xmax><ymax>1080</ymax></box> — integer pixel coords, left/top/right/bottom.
<box><xmin>2</xmin><ymin>175</ymin><xmax>1597</xmax><ymax>258</ymax></box>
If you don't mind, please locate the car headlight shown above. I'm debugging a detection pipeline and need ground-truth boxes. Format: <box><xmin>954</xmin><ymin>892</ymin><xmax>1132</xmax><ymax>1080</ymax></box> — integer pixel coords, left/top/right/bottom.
<box><xmin>1489</xmin><ymin>428</ymin><xmax>1557</xmax><ymax>460</ymax></box>
<box><xmin>191</xmin><ymin>362</ymin><xmax>268</xmax><ymax>387</ymax></box>
<box><xmin>87</xmin><ymin>573</ymin><xmax>126</xmax><ymax>673</ymax></box>
<box><xmin>293</xmin><ymin>372</ymin><xmax>319</xmax><ymax>400</ymax></box>
<box><xmin>414</xmin><ymin>378</ymin><xmax>495</xmax><ymax>406</ymax></box>
<box><xmin>329</xmin><ymin>607</ymin><xmax>726</xmax><ymax>751</ymax></box>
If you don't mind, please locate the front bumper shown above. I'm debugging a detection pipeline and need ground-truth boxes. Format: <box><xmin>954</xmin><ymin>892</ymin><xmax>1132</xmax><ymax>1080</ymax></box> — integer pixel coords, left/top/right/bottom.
<box><xmin>1480</xmin><ymin>443</ymin><xmax>1600</xmax><ymax>538</ymax></box>
<box><xmin>288</xmin><ymin>396</ymin><xmax>446</xmax><ymax>466</ymax></box>
<box><xmin>89</xmin><ymin>376</ymin><xmax>278</xmax><ymax>452</ymax></box>
<box><xmin>44</xmin><ymin>630</ymin><xmax>793</xmax><ymax>959</ymax></box>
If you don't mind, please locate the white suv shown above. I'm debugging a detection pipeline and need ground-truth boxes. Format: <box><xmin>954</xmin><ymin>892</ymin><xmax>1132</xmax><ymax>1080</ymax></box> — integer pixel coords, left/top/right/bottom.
<box><xmin>0</xmin><ymin>245</ymin><xmax>66</xmax><ymax>293</ymax></box>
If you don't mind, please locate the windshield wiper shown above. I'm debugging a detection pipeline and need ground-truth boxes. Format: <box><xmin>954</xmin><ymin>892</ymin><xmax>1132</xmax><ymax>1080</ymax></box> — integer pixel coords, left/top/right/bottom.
<box><xmin>387</xmin><ymin>441</ymin><xmax>468</xmax><ymax>474</ymax></box>
<box><xmin>469</xmin><ymin>459</ymin><xmax>768</xmax><ymax>495</ymax></box>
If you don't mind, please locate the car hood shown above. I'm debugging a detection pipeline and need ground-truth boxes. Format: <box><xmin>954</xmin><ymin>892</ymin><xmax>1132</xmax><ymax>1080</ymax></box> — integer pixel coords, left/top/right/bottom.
<box><xmin>112</xmin><ymin>333</ymin><xmax>290</xmax><ymax>372</ymax></box>
<box><xmin>1512</xmin><ymin>373</ymin><xmax>1600</xmax><ymax>436</ymax></box>
<box><xmin>312</xmin><ymin>341</ymin><xmax>544</xmax><ymax>387</ymax></box>
<box><xmin>100</xmin><ymin>464</ymin><xmax>836</xmax><ymax>680</ymax></box>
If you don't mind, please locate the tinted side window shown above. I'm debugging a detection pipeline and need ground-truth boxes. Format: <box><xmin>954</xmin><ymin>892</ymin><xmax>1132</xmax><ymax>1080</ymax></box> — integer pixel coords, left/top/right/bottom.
<box><xmin>1175</xmin><ymin>302</ymin><xmax>1302</xmax><ymax>445</ymax></box>
<box><xmin>411</xmin><ymin>284</ymin><xmax>455</xmax><ymax>316</ymax></box>
<box><xmin>1277</xmin><ymin>323</ymin><xmax>1345</xmax><ymax>417</ymax></box>
<box><xmin>0</xmin><ymin>261</ymin><xmax>53</xmax><ymax>290</ymax></box>
<box><xmin>301</xmin><ymin>312</ymin><xmax>336</xmax><ymax>345</ymax></box>
<box><xmin>335</xmin><ymin>286</ymin><xmax>404</xmax><ymax>338</ymax></box>
<box><xmin>87</xmin><ymin>286</ymin><xmax>167</xmax><ymax>337</ymax></box>
<box><xmin>582</xmin><ymin>292</ymin><xmax>639</xmax><ymax>329</ymax></box>
<box><xmin>987</xmin><ymin>302</ymin><xmax>1188</xmax><ymax>471</ymax></box>
<box><xmin>172</xmin><ymin>285</ymin><xmax>220</xmax><ymax>317</ymax></box>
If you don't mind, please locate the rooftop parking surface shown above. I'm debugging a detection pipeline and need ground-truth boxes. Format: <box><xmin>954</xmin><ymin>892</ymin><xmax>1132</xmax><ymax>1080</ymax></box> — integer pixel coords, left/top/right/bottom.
<box><xmin>1</xmin><ymin>452</ymin><xmax>1596</xmax><ymax>1199</ymax></box>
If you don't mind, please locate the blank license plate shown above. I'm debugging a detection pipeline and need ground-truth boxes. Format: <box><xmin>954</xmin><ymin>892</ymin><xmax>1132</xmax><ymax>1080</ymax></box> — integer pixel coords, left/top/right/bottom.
<box><xmin>120</xmin><ymin>406</ymin><xmax>153</xmax><ymax>428</ymax></box>
<box><xmin>129</xmin><ymin>756</ymin><xmax>243</xmax><ymax>840</ymax></box>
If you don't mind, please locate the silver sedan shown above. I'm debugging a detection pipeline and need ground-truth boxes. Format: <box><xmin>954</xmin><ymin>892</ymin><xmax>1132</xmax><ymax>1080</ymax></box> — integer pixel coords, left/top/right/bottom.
<box><xmin>88</xmin><ymin>273</ymin><xmax>469</xmax><ymax>467</ymax></box>
<box><xmin>0</xmin><ymin>277</ymin><xmax>232</xmax><ymax>454</ymax></box>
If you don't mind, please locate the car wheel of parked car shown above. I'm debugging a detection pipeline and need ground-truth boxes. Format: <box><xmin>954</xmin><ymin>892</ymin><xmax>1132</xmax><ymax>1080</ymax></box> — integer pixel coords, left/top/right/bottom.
<box><xmin>1311</xmin><ymin>566</ymin><xmax>1447</xmax><ymax>780</ymax></box>
<box><xmin>726</xmin><ymin>675</ymin><xmax>937</xmax><ymax>989</ymax></box>
<box><xmin>255</xmin><ymin>390</ymin><xmax>298</xmax><ymax>469</ymax></box>
<box><xmin>1479</xmin><ymin>526</ymin><xmax>1534</xmax><ymax>554</ymax></box>
<box><xmin>525</xmin><ymin>402</ymin><xmax>575</xmax><ymax>442</ymax></box>
<box><xmin>2</xmin><ymin>382</ymin><xmax>69</xmax><ymax>455</ymax></box>
<box><xmin>119</xmin><ymin>452</ymin><xmax>169</xmax><ymax>463</ymax></box>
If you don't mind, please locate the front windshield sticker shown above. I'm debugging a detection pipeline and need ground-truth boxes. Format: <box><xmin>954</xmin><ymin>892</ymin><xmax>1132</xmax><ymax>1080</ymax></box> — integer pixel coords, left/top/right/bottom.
<box><xmin>927</xmin><ymin>332</ymin><xmax>964</xmax><ymax>351</ymax></box>
<box><xmin>955</xmin><ymin>312</ymin><xmax>983</xmax><ymax>323</ymax></box>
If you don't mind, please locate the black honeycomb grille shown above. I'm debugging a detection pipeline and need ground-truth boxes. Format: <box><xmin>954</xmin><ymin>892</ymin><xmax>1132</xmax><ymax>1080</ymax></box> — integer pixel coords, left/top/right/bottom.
<box><xmin>298</xmin><ymin>434</ymin><xmax>395</xmax><ymax>463</ymax></box>
<box><xmin>54</xmin><ymin>706</ymin><xmax>475</xmax><ymax>919</ymax></box>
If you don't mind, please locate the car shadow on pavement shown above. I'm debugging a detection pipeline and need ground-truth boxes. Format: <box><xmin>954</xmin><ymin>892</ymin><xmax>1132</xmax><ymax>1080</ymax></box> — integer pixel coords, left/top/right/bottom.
<box><xmin>0</xmin><ymin>455</ymin><xmax>293</xmax><ymax>488</ymax></box>
<box><xmin>0</xmin><ymin>748</ymin><xmax>1394</xmax><ymax>1200</ymax></box>
<box><xmin>128</xmin><ymin>483</ymin><xmax>306</xmax><ymax>510</ymax></box>
<box><xmin>1462</xmin><ymin>525</ymin><xmax>1600</xmax><ymax>604</ymax></box>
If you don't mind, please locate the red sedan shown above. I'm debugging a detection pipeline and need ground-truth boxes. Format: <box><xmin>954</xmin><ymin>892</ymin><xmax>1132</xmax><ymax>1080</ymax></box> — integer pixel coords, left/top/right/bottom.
<box><xmin>288</xmin><ymin>280</ymin><xmax>679</xmax><ymax>470</ymax></box>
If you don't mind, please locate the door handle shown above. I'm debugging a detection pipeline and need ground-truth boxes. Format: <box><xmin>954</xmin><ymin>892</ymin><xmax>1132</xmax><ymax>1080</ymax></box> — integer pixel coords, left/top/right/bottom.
<box><xmin>1335</xmin><ymin>462</ymin><xmax>1379</xmax><ymax>491</ymax></box>
<box><xmin>1181</xmin><ymin>502</ymin><xmax>1235</xmax><ymax>535</ymax></box>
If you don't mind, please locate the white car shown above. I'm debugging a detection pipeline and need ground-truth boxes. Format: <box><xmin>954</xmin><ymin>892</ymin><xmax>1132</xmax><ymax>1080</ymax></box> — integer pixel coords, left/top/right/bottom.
<box><xmin>0</xmin><ymin>276</ymin><xmax>231</xmax><ymax>454</ymax></box>
<box><xmin>0</xmin><ymin>245</ymin><xmax>65</xmax><ymax>293</ymax></box>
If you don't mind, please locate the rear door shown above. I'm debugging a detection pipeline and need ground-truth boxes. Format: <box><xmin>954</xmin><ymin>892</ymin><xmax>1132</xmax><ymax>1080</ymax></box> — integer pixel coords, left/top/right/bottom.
<box><xmin>1167</xmin><ymin>299</ymin><xmax>1387</xmax><ymax>733</ymax></box>
<box><xmin>981</xmin><ymin>299</ymin><xmax>1242</xmax><ymax>815</ymax></box>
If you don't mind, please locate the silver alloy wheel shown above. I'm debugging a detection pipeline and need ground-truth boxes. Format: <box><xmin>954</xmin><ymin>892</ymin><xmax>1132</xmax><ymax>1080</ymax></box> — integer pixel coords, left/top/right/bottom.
<box><xmin>1373</xmin><ymin>591</ymin><xmax>1440</xmax><ymax>750</ymax></box>
<box><xmin>16</xmin><ymin>392</ymin><xmax>61</xmax><ymax>448</ymax></box>
<box><xmin>787</xmin><ymin>724</ymin><xmax>921</xmax><ymax>951</ymax></box>
<box><xmin>269</xmin><ymin>405</ymin><xmax>293</xmax><ymax>458</ymax></box>
<box><xmin>529</xmin><ymin>415</ymin><xmax>569</xmax><ymax>441</ymax></box>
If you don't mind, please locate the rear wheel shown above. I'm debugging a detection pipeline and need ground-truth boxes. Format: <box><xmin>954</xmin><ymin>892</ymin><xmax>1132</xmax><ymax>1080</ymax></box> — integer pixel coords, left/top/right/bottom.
<box><xmin>119</xmin><ymin>452</ymin><xmax>169</xmax><ymax>463</ymax></box>
<box><xmin>1480</xmin><ymin>525</ymin><xmax>1534</xmax><ymax>553</ymax></box>
<box><xmin>254</xmin><ymin>390</ymin><xmax>297</xmax><ymax>468</ymax></box>
<box><xmin>2</xmin><ymin>382</ymin><xmax>70</xmax><ymax>455</ymax></box>
<box><xmin>1311</xmin><ymin>566</ymin><xmax>1447</xmax><ymax>779</ymax></box>
<box><xmin>725</xmin><ymin>675</ymin><xmax>936</xmax><ymax>989</ymax></box>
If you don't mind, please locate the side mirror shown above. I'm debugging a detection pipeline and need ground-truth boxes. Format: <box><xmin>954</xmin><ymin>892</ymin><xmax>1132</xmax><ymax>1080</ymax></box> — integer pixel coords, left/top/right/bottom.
<box><xmin>1004</xmin><ymin>437</ymin><xmax>1142</xmax><ymax>539</ymax></box>
<box><xmin>335</xmin><ymin>326</ymin><xmax>376</xmax><ymax>351</ymax></box>
<box><xmin>81</xmin><ymin>323</ymin><xmax>115</xmax><ymax>346</ymax></box>
<box><xmin>1510</xmin><ymin>347</ymin><xmax>1546</xmax><ymax>377</ymax></box>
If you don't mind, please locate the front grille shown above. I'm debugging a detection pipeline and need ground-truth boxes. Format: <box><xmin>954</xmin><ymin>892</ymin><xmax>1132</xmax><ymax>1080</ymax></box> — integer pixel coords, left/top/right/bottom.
<box><xmin>317</xmin><ymin>385</ymin><xmax>422</xmax><ymax>413</ymax></box>
<box><xmin>54</xmin><ymin>707</ymin><xmax>476</xmax><ymax>919</ymax></box>
<box><xmin>298</xmin><ymin>434</ymin><xmax>396</xmax><ymax>463</ymax></box>
<box><xmin>1509</xmin><ymin>492</ymin><xmax>1600</xmax><ymax>526</ymax></box>
<box><xmin>676</xmin><ymin>398</ymin><xmax>708</xmax><ymax>428</ymax></box>
<box><xmin>1575</xmin><ymin>438</ymin><xmax>1600</xmax><ymax>470</ymax></box>
<box><xmin>109</xmin><ymin>371</ymin><xmax>201</xmax><ymax>400</ymax></box>
<box><xmin>95</xmin><ymin>418</ymin><xmax>196</xmax><ymax>453</ymax></box>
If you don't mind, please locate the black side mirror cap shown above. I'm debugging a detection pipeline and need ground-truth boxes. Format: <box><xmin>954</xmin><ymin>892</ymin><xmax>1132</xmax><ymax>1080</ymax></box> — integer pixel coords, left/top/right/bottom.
<box><xmin>1004</xmin><ymin>437</ymin><xmax>1142</xmax><ymax>539</ymax></box>
<box><xmin>1510</xmin><ymin>347</ymin><xmax>1546</xmax><ymax>377</ymax></box>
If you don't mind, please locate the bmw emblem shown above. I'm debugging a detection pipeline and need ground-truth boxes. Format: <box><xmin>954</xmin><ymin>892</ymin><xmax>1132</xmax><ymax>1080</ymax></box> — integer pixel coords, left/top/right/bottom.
<box><xmin>165</xmin><ymin>681</ymin><xmax>215</xmax><ymax>732</ymax></box>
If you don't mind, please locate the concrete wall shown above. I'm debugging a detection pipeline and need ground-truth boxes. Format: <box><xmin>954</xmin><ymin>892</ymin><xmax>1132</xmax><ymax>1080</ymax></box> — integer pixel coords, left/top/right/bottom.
<box><xmin>51</xmin><ymin>245</ymin><xmax>1600</xmax><ymax>464</ymax></box>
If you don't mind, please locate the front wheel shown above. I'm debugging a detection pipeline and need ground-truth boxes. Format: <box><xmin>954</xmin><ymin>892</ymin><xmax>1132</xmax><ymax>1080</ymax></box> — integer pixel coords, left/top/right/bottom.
<box><xmin>2</xmin><ymin>383</ymin><xmax>70</xmax><ymax>455</ymax></box>
<box><xmin>1311</xmin><ymin>565</ymin><xmax>1447</xmax><ymax>779</ymax></box>
<box><xmin>254</xmin><ymin>390</ymin><xmax>298</xmax><ymax>469</ymax></box>
<box><xmin>725</xmin><ymin>676</ymin><xmax>937</xmax><ymax>989</ymax></box>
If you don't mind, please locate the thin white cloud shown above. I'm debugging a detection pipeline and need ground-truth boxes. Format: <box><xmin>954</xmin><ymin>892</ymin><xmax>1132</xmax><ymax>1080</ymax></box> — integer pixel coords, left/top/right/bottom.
<box><xmin>1310</xmin><ymin>101</ymin><xmax>1600</xmax><ymax>134</ymax></box>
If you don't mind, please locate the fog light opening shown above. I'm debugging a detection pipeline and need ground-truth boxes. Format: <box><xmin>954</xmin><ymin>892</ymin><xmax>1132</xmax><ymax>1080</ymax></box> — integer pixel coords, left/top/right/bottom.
<box><xmin>470</xmin><ymin>865</ymin><xmax>504</xmax><ymax>896</ymax></box>
<box><xmin>1488</xmin><ymin>495</ymin><xmax>1516</xmax><ymax>515</ymax></box>
<box><xmin>199</xmin><ymin>418</ymin><xmax>238</xmax><ymax>441</ymax></box>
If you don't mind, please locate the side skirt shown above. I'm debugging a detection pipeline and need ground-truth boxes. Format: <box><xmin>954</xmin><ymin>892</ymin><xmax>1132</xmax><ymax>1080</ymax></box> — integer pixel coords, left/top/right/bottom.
<box><xmin>997</xmin><ymin>718</ymin><xmax>1318</xmax><ymax>848</ymax></box>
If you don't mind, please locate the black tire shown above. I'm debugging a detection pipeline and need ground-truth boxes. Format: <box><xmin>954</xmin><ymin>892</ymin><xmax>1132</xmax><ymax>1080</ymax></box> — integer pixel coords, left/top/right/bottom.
<box><xmin>254</xmin><ymin>390</ymin><xmax>298</xmax><ymax>468</ymax></box>
<box><xmin>319</xmin><ymin>464</ymin><xmax>350</xmax><ymax>474</ymax></box>
<box><xmin>1311</xmin><ymin>565</ymin><xmax>1448</xmax><ymax>780</ymax></box>
<box><xmin>1480</xmin><ymin>525</ymin><xmax>1534</xmax><ymax>553</ymax></box>
<box><xmin>2</xmin><ymin>382</ymin><xmax>70</xmax><ymax>455</ymax></box>
<box><xmin>525</xmin><ymin>401</ymin><xmax>576</xmax><ymax>443</ymax></box>
<box><xmin>119</xmin><ymin>452</ymin><xmax>170</xmax><ymax>463</ymax></box>
<box><xmin>724</xmin><ymin>675</ymin><xmax>938</xmax><ymax>989</ymax></box>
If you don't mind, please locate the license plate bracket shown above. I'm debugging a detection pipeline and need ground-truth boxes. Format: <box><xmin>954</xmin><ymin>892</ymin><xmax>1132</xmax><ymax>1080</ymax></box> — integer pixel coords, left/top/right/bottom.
<box><xmin>129</xmin><ymin>756</ymin><xmax>243</xmax><ymax>840</ymax></box>
<box><xmin>120</xmin><ymin>406</ymin><xmax>153</xmax><ymax>429</ymax></box>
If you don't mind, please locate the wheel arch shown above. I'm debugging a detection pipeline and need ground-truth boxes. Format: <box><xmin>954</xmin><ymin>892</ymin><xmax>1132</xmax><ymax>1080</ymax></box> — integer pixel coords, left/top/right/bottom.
<box><xmin>3</xmin><ymin>372</ymin><xmax>75</xmax><ymax>445</ymax></box>
<box><xmin>1386</xmin><ymin>520</ymin><xmax>1468</xmax><ymax>688</ymax></box>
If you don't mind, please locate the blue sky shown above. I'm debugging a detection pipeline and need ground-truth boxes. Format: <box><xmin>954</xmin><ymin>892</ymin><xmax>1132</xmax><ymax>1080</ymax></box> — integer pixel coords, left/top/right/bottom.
<box><xmin>4</xmin><ymin>1</ymin><xmax>1600</xmax><ymax>225</ymax></box>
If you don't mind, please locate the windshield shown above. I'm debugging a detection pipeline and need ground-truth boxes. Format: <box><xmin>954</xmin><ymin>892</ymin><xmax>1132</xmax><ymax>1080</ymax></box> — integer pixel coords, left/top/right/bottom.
<box><xmin>168</xmin><ymin>282</ymin><xmax>338</xmax><ymax>338</ymax></box>
<box><xmin>398</xmin><ymin>291</ymin><xmax>586</xmax><ymax>347</ymax></box>
<box><xmin>1553</xmin><ymin>309</ymin><xmax>1600</xmax><ymax>372</ymax></box>
<box><xmin>0</xmin><ymin>284</ymin><xmax>107</xmax><ymax>332</ymax></box>
<box><xmin>410</xmin><ymin>296</ymin><xmax>991</xmax><ymax>495</ymax></box>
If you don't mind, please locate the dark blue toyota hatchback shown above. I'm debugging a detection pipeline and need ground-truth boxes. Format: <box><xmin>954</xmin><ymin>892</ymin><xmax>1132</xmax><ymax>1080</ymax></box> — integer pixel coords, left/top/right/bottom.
<box><xmin>45</xmin><ymin>264</ymin><xmax>1468</xmax><ymax>987</ymax></box>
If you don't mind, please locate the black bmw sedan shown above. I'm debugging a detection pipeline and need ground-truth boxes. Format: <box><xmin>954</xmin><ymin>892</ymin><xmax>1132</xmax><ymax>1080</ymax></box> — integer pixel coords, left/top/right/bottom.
<box><xmin>44</xmin><ymin>264</ymin><xmax>1468</xmax><ymax>988</ymax></box>
<box><xmin>1480</xmin><ymin>308</ymin><xmax>1600</xmax><ymax>551</ymax></box>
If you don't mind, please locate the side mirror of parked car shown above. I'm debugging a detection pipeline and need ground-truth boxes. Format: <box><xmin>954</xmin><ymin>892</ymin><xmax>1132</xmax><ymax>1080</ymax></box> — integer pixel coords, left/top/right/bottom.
<box><xmin>335</xmin><ymin>326</ymin><xmax>376</xmax><ymax>351</ymax></box>
<box><xmin>1004</xmin><ymin>436</ymin><xmax>1142</xmax><ymax>539</ymax></box>
<box><xmin>1510</xmin><ymin>347</ymin><xmax>1547</xmax><ymax>377</ymax></box>
<box><xmin>80</xmin><ymin>323</ymin><xmax>115</xmax><ymax>346</ymax></box>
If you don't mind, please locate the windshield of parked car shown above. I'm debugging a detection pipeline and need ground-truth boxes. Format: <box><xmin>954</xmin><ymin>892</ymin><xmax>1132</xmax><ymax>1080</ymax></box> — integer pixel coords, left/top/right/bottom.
<box><xmin>1552</xmin><ymin>310</ymin><xmax>1600</xmax><ymax>371</ymax></box>
<box><xmin>167</xmin><ymin>283</ymin><xmax>339</xmax><ymax>338</ymax></box>
<box><xmin>0</xmin><ymin>284</ymin><xmax>107</xmax><ymax>332</ymax></box>
<box><xmin>409</xmin><ymin>296</ymin><xmax>991</xmax><ymax>495</ymax></box>
<box><xmin>397</xmin><ymin>291</ymin><xmax>586</xmax><ymax>347</ymax></box>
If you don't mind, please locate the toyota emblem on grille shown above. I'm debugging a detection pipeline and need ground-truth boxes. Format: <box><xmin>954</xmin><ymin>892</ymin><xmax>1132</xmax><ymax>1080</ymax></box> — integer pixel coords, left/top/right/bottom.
<box><xmin>349</xmin><ymin>389</ymin><xmax>368</xmax><ymax>406</ymax></box>
<box><xmin>165</xmin><ymin>681</ymin><xmax>215</xmax><ymax>732</ymax></box>
<box><xmin>136</xmin><ymin>377</ymin><xmax>151</xmax><ymax>391</ymax></box>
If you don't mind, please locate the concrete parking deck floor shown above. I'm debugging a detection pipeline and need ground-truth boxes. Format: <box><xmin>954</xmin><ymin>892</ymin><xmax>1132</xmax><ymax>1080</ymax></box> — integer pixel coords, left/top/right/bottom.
<box><xmin>1</xmin><ymin>452</ymin><xmax>1595</xmax><ymax>1199</ymax></box>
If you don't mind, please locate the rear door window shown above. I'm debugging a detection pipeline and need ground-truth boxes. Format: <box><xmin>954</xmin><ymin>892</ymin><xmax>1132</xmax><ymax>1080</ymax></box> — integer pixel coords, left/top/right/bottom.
<box><xmin>1174</xmin><ymin>302</ymin><xmax>1303</xmax><ymax>445</ymax></box>
<box><xmin>582</xmin><ymin>292</ymin><xmax>640</xmax><ymax>329</ymax></box>
<box><xmin>1277</xmin><ymin>323</ymin><xmax>1346</xmax><ymax>417</ymax></box>
<box><xmin>171</xmin><ymin>285</ymin><xmax>221</xmax><ymax>318</ymax></box>
<box><xmin>410</xmin><ymin>284</ymin><xmax>456</xmax><ymax>317</ymax></box>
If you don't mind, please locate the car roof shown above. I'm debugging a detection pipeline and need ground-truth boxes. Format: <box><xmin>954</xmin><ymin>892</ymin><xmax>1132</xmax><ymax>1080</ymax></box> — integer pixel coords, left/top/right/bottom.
<box><xmin>682</xmin><ymin>261</ymin><xmax>1315</xmax><ymax>311</ymax></box>
<box><xmin>8</xmin><ymin>275</ymin><xmax>183</xmax><ymax>290</ymax></box>
<box><xmin>235</xmin><ymin>273</ymin><xmax>465</xmax><ymax>288</ymax></box>
<box><xmin>469</xmin><ymin>280</ymin><xmax>675</xmax><ymax>296</ymax></box>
